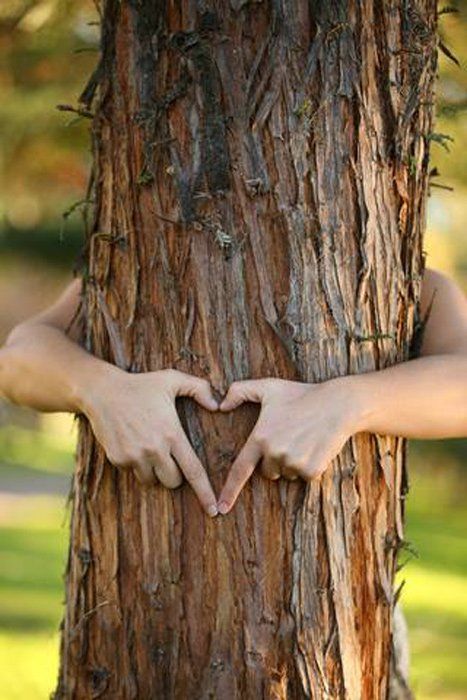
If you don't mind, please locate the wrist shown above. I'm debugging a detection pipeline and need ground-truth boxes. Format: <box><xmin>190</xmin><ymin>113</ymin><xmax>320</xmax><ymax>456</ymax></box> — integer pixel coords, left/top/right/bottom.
<box><xmin>72</xmin><ymin>360</ymin><xmax>126</xmax><ymax>417</ymax></box>
<box><xmin>349</xmin><ymin>372</ymin><xmax>382</xmax><ymax>433</ymax></box>
<box><xmin>327</xmin><ymin>373</ymin><xmax>376</xmax><ymax>435</ymax></box>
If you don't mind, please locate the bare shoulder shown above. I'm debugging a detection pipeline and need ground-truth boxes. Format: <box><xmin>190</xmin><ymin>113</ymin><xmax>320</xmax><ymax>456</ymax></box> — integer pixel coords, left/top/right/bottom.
<box><xmin>419</xmin><ymin>267</ymin><xmax>467</xmax><ymax>356</ymax></box>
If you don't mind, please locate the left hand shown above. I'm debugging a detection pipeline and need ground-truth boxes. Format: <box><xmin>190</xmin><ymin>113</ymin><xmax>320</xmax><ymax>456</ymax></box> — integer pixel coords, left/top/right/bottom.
<box><xmin>216</xmin><ymin>377</ymin><xmax>360</xmax><ymax>514</ymax></box>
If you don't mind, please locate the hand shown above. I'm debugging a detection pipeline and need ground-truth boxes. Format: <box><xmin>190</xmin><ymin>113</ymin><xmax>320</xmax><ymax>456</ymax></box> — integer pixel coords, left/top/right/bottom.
<box><xmin>216</xmin><ymin>377</ymin><xmax>359</xmax><ymax>514</ymax></box>
<box><xmin>81</xmin><ymin>367</ymin><xmax>220</xmax><ymax>516</ymax></box>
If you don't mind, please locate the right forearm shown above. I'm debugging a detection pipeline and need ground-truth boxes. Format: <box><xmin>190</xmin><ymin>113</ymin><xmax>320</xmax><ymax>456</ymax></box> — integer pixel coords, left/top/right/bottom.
<box><xmin>0</xmin><ymin>322</ymin><xmax>120</xmax><ymax>414</ymax></box>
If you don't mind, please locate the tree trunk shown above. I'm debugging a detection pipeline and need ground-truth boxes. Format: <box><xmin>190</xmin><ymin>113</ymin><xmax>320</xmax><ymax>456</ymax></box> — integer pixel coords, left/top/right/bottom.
<box><xmin>55</xmin><ymin>2</ymin><xmax>437</xmax><ymax>698</ymax></box>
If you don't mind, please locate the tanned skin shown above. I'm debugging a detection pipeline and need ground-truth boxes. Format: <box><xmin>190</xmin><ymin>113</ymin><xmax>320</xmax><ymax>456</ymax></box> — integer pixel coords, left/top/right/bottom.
<box><xmin>0</xmin><ymin>268</ymin><xmax>466</xmax><ymax>517</ymax></box>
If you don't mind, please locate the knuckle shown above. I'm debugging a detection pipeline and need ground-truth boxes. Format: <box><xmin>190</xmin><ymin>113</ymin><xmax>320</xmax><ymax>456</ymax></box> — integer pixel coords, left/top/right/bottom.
<box><xmin>268</xmin><ymin>445</ymin><xmax>286</xmax><ymax>460</ymax></box>
<box><xmin>261</xmin><ymin>463</ymin><xmax>280</xmax><ymax>480</ymax></box>
<box><xmin>144</xmin><ymin>446</ymin><xmax>164</xmax><ymax>463</ymax></box>
<box><xmin>254</xmin><ymin>432</ymin><xmax>269</xmax><ymax>450</ymax></box>
<box><xmin>284</xmin><ymin>455</ymin><xmax>307</xmax><ymax>472</ymax></box>
<box><xmin>164</xmin><ymin>430</ymin><xmax>178</xmax><ymax>445</ymax></box>
<box><xmin>120</xmin><ymin>448</ymin><xmax>146</xmax><ymax>467</ymax></box>
<box><xmin>155</xmin><ymin>429</ymin><xmax>173</xmax><ymax>446</ymax></box>
<box><xmin>109</xmin><ymin>450</ymin><xmax>132</xmax><ymax>468</ymax></box>
<box><xmin>164</xmin><ymin>474</ymin><xmax>184</xmax><ymax>489</ymax></box>
<box><xmin>187</xmin><ymin>468</ymin><xmax>205</xmax><ymax>485</ymax></box>
<box><xmin>154</xmin><ymin>464</ymin><xmax>174</xmax><ymax>486</ymax></box>
<box><xmin>229</xmin><ymin>382</ymin><xmax>240</xmax><ymax>396</ymax></box>
<box><xmin>284</xmin><ymin>472</ymin><xmax>298</xmax><ymax>481</ymax></box>
<box><xmin>132</xmin><ymin>448</ymin><xmax>147</xmax><ymax>464</ymax></box>
<box><xmin>301</xmin><ymin>468</ymin><xmax>318</xmax><ymax>482</ymax></box>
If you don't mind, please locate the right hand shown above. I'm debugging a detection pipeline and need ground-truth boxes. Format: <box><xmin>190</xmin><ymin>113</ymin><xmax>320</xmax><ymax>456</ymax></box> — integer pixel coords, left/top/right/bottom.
<box><xmin>81</xmin><ymin>367</ymin><xmax>220</xmax><ymax>516</ymax></box>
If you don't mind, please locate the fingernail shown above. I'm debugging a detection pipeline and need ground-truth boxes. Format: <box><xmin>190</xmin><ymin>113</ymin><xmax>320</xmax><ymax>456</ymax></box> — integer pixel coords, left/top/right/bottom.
<box><xmin>207</xmin><ymin>504</ymin><xmax>218</xmax><ymax>517</ymax></box>
<box><xmin>218</xmin><ymin>501</ymin><xmax>229</xmax><ymax>515</ymax></box>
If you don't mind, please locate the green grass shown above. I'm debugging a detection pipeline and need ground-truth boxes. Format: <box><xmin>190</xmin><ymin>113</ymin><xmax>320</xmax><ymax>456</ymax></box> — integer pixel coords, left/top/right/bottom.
<box><xmin>0</xmin><ymin>439</ymin><xmax>465</xmax><ymax>699</ymax></box>
<box><xmin>400</xmin><ymin>566</ymin><xmax>467</xmax><ymax>697</ymax></box>
<box><xmin>0</xmin><ymin>496</ymin><xmax>68</xmax><ymax>699</ymax></box>
<box><xmin>0</xmin><ymin>420</ymin><xmax>75</xmax><ymax>475</ymax></box>
<box><xmin>0</xmin><ymin>632</ymin><xmax>60</xmax><ymax>700</ymax></box>
<box><xmin>395</xmin><ymin>440</ymin><xmax>467</xmax><ymax>698</ymax></box>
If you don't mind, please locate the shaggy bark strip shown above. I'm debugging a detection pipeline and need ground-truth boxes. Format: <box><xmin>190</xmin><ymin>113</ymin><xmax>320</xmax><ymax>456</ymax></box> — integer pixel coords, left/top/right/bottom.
<box><xmin>55</xmin><ymin>1</ymin><xmax>437</xmax><ymax>698</ymax></box>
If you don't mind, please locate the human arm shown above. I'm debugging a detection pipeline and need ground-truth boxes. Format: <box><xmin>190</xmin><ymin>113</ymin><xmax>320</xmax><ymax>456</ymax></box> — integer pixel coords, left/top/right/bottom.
<box><xmin>0</xmin><ymin>278</ymin><xmax>220</xmax><ymax>516</ymax></box>
<box><xmin>350</xmin><ymin>267</ymin><xmax>467</xmax><ymax>438</ymax></box>
<box><xmin>216</xmin><ymin>267</ymin><xmax>467</xmax><ymax>514</ymax></box>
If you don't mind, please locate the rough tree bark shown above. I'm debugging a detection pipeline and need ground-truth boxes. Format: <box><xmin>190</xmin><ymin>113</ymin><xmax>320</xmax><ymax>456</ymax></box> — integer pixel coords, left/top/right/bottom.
<box><xmin>55</xmin><ymin>1</ymin><xmax>438</xmax><ymax>698</ymax></box>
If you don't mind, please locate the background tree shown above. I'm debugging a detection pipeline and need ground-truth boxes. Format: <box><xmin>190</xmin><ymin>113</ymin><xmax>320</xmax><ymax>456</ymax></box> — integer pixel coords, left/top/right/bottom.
<box><xmin>53</xmin><ymin>1</ymin><xmax>439</xmax><ymax>698</ymax></box>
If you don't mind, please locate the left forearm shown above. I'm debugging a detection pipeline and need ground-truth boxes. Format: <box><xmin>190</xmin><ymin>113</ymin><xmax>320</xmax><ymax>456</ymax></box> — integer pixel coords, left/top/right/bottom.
<box><xmin>341</xmin><ymin>354</ymin><xmax>467</xmax><ymax>439</ymax></box>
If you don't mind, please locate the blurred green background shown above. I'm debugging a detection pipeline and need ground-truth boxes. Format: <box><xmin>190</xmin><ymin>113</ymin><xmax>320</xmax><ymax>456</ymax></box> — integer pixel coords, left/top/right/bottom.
<box><xmin>0</xmin><ymin>1</ymin><xmax>466</xmax><ymax>698</ymax></box>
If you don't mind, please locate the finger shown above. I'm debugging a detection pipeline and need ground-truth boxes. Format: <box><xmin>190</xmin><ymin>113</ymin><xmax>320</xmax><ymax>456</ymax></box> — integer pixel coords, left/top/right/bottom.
<box><xmin>219</xmin><ymin>379</ymin><xmax>268</xmax><ymax>412</ymax></box>
<box><xmin>299</xmin><ymin>454</ymin><xmax>330</xmax><ymax>482</ymax></box>
<box><xmin>280</xmin><ymin>465</ymin><xmax>299</xmax><ymax>481</ymax></box>
<box><xmin>173</xmin><ymin>371</ymin><xmax>219</xmax><ymax>411</ymax></box>
<box><xmin>171</xmin><ymin>432</ymin><xmax>219</xmax><ymax>517</ymax></box>
<box><xmin>281</xmin><ymin>454</ymin><xmax>309</xmax><ymax>481</ymax></box>
<box><xmin>259</xmin><ymin>455</ymin><xmax>281</xmax><ymax>480</ymax></box>
<box><xmin>281</xmin><ymin>441</ymin><xmax>331</xmax><ymax>481</ymax></box>
<box><xmin>217</xmin><ymin>436</ymin><xmax>263</xmax><ymax>514</ymax></box>
<box><xmin>152</xmin><ymin>453</ymin><xmax>184</xmax><ymax>489</ymax></box>
<box><xmin>133</xmin><ymin>462</ymin><xmax>158</xmax><ymax>487</ymax></box>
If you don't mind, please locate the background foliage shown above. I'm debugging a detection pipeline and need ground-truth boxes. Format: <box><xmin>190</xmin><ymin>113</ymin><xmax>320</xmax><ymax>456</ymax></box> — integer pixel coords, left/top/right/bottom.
<box><xmin>0</xmin><ymin>1</ymin><xmax>466</xmax><ymax>698</ymax></box>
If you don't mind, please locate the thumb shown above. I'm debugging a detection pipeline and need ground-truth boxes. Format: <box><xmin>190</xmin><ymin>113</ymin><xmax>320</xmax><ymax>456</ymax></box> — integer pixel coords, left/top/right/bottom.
<box><xmin>175</xmin><ymin>372</ymin><xmax>219</xmax><ymax>411</ymax></box>
<box><xmin>219</xmin><ymin>379</ymin><xmax>267</xmax><ymax>412</ymax></box>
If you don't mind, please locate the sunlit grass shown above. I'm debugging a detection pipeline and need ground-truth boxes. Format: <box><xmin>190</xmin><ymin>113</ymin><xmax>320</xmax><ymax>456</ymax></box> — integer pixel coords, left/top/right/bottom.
<box><xmin>400</xmin><ymin>566</ymin><xmax>467</xmax><ymax>696</ymax></box>
<box><xmin>0</xmin><ymin>498</ymin><xmax>68</xmax><ymax>636</ymax></box>
<box><xmin>0</xmin><ymin>440</ymin><xmax>465</xmax><ymax>699</ymax></box>
<box><xmin>396</xmin><ymin>441</ymin><xmax>467</xmax><ymax>698</ymax></box>
<box><xmin>0</xmin><ymin>632</ymin><xmax>59</xmax><ymax>700</ymax></box>
<box><xmin>0</xmin><ymin>413</ymin><xmax>76</xmax><ymax>475</ymax></box>
<box><xmin>0</xmin><ymin>496</ymin><xmax>66</xmax><ymax>700</ymax></box>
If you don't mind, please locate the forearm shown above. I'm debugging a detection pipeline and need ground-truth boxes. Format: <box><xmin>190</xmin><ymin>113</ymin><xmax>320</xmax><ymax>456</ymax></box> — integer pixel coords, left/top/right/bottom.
<box><xmin>0</xmin><ymin>322</ymin><xmax>119</xmax><ymax>414</ymax></box>
<box><xmin>344</xmin><ymin>354</ymin><xmax>467</xmax><ymax>439</ymax></box>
